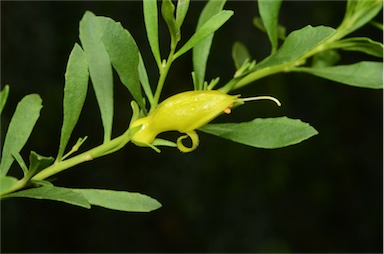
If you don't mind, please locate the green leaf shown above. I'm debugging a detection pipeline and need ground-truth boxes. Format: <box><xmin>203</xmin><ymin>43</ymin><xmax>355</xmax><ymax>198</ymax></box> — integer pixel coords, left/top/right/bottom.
<box><xmin>199</xmin><ymin>117</ymin><xmax>318</xmax><ymax>149</ymax></box>
<box><xmin>12</xmin><ymin>153</ymin><xmax>28</xmax><ymax>176</ymax></box>
<box><xmin>0</xmin><ymin>94</ymin><xmax>42</xmax><ymax>176</ymax></box>
<box><xmin>97</xmin><ymin>17</ymin><xmax>145</xmax><ymax>111</ymax></box>
<box><xmin>0</xmin><ymin>85</ymin><xmax>10</xmax><ymax>115</ymax></box>
<box><xmin>129</xmin><ymin>101</ymin><xmax>141</xmax><ymax>126</ymax></box>
<box><xmin>255</xmin><ymin>25</ymin><xmax>336</xmax><ymax>70</ymax></box>
<box><xmin>28</xmin><ymin>151</ymin><xmax>54</xmax><ymax>177</ymax></box>
<box><xmin>79</xmin><ymin>11</ymin><xmax>114</xmax><ymax>143</ymax></box>
<box><xmin>29</xmin><ymin>180</ymin><xmax>54</xmax><ymax>187</ymax></box>
<box><xmin>337</xmin><ymin>0</ymin><xmax>383</xmax><ymax>39</ymax></box>
<box><xmin>176</xmin><ymin>0</ymin><xmax>190</xmax><ymax>29</ymax></box>
<box><xmin>253</xmin><ymin>17</ymin><xmax>286</xmax><ymax>40</ymax></box>
<box><xmin>369</xmin><ymin>20</ymin><xmax>383</xmax><ymax>30</ymax></box>
<box><xmin>57</xmin><ymin>43</ymin><xmax>89</xmax><ymax>161</ymax></box>
<box><xmin>174</xmin><ymin>10</ymin><xmax>233</xmax><ymax>60</ymax></box>
<box><xmin>192</xmin><ymin>0</ymin><xmax>227</xmax><ymax>90</ymax></box>
<box><xmin>162</xmin><ymin>0</ymin><xmax>180</xmax><ymax>46</ymax></box>
<box><xmin>2</xmin><ymin>186</ymin><xmax>91</xmax><ymax>208</ymax></box>
<box><xmin>233</xmin><ymin>26</ymin><xmax>336</xmax><ymax>89</ymax></box>
<box><xmin>232</xmin><ymin>41</ymin><xmax>251</xmax><ymax>70</ymax></box>
<box><xmin>258</xmin><ymin>0</ymin><xmax>282</xmax><ymax>53</ymax></box>
<box><xmin>60</xmin><ymin>136</ymin><xmax>88</xmax><ymax>161</ymax></box>
<box><xmin>3</xmin><ymin>185</ymin><xmax>161</xmax><ymax>212</ymax></box>
<box><xmin>294</xmin><ymin>61</ymin><xmax>383</xmax><ymax>89</ymax></box>
<box><xmin>312</xmin><ymin>49</ymin><xmax>340</xmax><ymax>68</ymax></box>
<box><xmin>206</xmin><ymin>77</ymin><xmax>221</xmax><ymax>90</ymax></box>
<box><xmin>143</xmin><ymin>0</ymin><xmax>161</xmax><ymax>68</ymax></box>
<box><xmin>327</xmin><ymin>37</ymin><xmax>383</xmax><ymax>58</ymax></box>
<box><xmin>0</xmin><ymin>176</ymin><xmax>18</xmax><ymax>193</ymax></box>
<box><xmin>72</xmin><ymin>189</ymin><xmax>162</xmax><ymax>212</ymax></box>
<box><xmin>138</xmin><ymin>54</ymin><xmax>154</xmax><ymax>105</ymax></box>
<box><xmin>152</xmin><ymin>138</ymin><xmax>177</xmax><ymax>148</ymax></box>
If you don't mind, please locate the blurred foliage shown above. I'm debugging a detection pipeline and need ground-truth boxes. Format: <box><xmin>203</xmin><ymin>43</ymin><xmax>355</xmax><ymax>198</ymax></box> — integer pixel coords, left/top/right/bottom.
<box><xmin>1</xmin><ymin>1</ymin><xmax>382</xmax><ymax>252</ymax></box>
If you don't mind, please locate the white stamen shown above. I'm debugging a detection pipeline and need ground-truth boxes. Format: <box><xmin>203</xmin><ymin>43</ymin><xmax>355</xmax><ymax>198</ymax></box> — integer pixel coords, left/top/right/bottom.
<box><xmin>240</xmin><ymin>96</ymin><xmax>281</xmax><ymax>107</ymax></box>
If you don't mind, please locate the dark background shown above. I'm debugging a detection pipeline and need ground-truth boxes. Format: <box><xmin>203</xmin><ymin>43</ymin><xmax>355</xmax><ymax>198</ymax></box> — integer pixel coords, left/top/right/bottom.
<box><xmin>1</xmin><ymin>1</ymin><xmax>383</xmax><ymax>252</ymax></box>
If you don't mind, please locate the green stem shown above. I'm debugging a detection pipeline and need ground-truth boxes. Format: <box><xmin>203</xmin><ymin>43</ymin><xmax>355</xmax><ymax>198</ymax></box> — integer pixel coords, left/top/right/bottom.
<box><xmin>150</xmin><ymin>47</ymin><xmax>176</xmax><ymax>113</ymax></box>
<box><xmin>229</xmin><ymin>59</ymin><xmax>305</xmax><ymax>91</ymax></box>
<box><xmin>32</xmin><ymin>132</ymin><xmax>130</xmax><ymax>181</ymax></box>
<box><xmin>218</xmin><ymin>78</ymin><xmax>241</xmax><ymax>94</ymax></box>
<box><xmin>0</xmin><ymin>129</ymin><xmax>132</xmax><ymax>197</ymax></box>
<box><xmin>225</xmin><ymin>32</ymin><xmax>346</xmax><ymax>92</ymax></box>
<box><xmin>220</xmin><ymin>14</ymin><xmax>367</xmax><ymax>93</ymax></box>
<box><xmin>0</xmin><ymin>177</ymin><xmax>29</xmax><ymax>197</ymax></box>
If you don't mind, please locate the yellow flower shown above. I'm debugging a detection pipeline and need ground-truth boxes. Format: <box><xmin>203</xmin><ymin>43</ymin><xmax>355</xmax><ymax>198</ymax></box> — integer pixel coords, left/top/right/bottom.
<box><xmin>130</xmin><ymin>90</ymin><xmax>280</xmax><ymax>152</ymax></box>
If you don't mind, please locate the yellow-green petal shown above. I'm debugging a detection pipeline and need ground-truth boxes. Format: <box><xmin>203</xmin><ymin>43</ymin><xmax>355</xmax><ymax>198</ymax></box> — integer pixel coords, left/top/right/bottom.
<box><xmin>177</xmin><ymin>131</ymin><xmax>199</xmax><ymax>153</ymax></box>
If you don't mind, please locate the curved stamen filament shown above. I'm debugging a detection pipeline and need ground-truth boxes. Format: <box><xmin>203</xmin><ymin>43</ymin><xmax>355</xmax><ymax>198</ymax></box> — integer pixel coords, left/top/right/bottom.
<box><xmin>240</xmin><ymin>96</ymin><xmax>281</xmax><ymax>106</ymax></box>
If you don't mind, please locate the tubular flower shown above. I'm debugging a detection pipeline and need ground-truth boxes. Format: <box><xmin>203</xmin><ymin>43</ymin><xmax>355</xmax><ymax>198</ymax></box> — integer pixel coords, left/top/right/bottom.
<box><xmin>130</xmin><ymin>90</ymin><xmax>280</xmax><ymax>152</ymax></box>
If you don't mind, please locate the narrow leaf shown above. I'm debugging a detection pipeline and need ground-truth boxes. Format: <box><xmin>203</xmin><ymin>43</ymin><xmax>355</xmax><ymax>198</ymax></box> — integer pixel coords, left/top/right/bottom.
<box><xmin>79</xmin><ymin>11</ymin><xmax>114</xmax><ymax>143</ymax></box>
<box><xmin>176</xmin><ymin>0</ymin><xmax>190</xmax><ymax>29</ymax></box>
<box><xmin>311</xmin><ymin>49</ymin><xmax>340</xmax><ymax>68</ymax></box>
<box><xmin>152</xmin><ymin>138</ymin><xmax>177</xmax><ymax>148</ymax></box>
<box><xmin>234</xmin><ymin>26</ymin><xmax>336</xmax><ymax>89</ymax></box>
<box><xmin>29</xmin><ymin>180</ymin><xmax>54</xmax><ymax>187</ymax></box>
<box><xmin>258</xmin><ymin>0</ymin><xmax>282</xmax><ymax>53</ymax></box>
<box><xmin>232</xmin><ymin>41</ymin><xmax>251</xmax><ymax>69</ymax></box>
<box><xmin>138</xmin><ymin>54</ymin><xmax>154</xmax><ymax>104</ymax></box>
<box><xmin>369</xmin><ymin>20</ymin><xmax>383</xmax><ymax>30</ymax></box>
<box><xmin>28</xmin><ymin>151</ymin><xmax>54</xmax><ymax>177</ymax></box>
<box><xmin>337</xmin><ymin>0</ymin><xmax>383</xmax><ymax>39</ymax></box>
<box><xmin>60</xmin><ymin>136</ymin><xmax>88</xmax><ymax>161</ymax></box>
<box><xmin>72</xmin><ymin>189</ymin><xmax>162</xmax><ymax>212</ymax></box>
<box><xmin>174</xmin><ymin>10</ymin><xmax>233</xmax><ymax>60</ymax></box>
<box><xmin>294</xmin><ymin>61</ymin><xmax>383</xmax><ymax>89</ymax></box>
<box><xmin>97</xmin><ymin>17</ymin><xmax>145</xmax><ymax>111</ymax></box>
<box><xmin>57</xmin><ymin>43</ymin><xmax>89</xmax><ymax>161</ymax></box>
<box><xmin>162</xmin><ymin>0</ymin><xmax>180</xmax><ymax>45</ymax></box>
<box><xmin>327</xmin><ymin>37</ymin><xmax>383</xmax><ymax>58</ymax></box>
<box><xmin>192</xmin><ymin>0</ymin><xmax>227</xmax><ymax>90</ymax></box>
<box><xmin>199</xmin><ymin>117</ymin><xmax>318</xmax><ymax>149</ymax></box>
<box><xmin>253</xmin><ymin>17</ymin><xmax>286</xmax><ymax>40</ymax></box>
<box><xmin>0</xmin><ymin>94</ymin><xmax>42</xmax><ymax>176</ymax></box>
<box><xmin>255</xmin><ymin>25</ymin><xmax>336</xmax><ymax>70</ymax></box>
<box><xmin>12</xmin><ymin>153</ymin><xmax>28</xmax><ymax>176</ymax></box>
<box><xmin>0</xmin><ymin>85</ymin><xmax>10</xmax><ymax>115</ymax></box>
<box><xmin>2</xmin><ymin>186</ymin><xmax>91</xmax><ymax>209</ymax></box>
<box><xmin>0</xmin><ymin>176</ymin><xmax>18</xmax><ymax>193</ymax></box>
<box><xmin>143</xmin><ymin>0</ymin><xmax>161</xmax><ymax>68</ymax></box>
